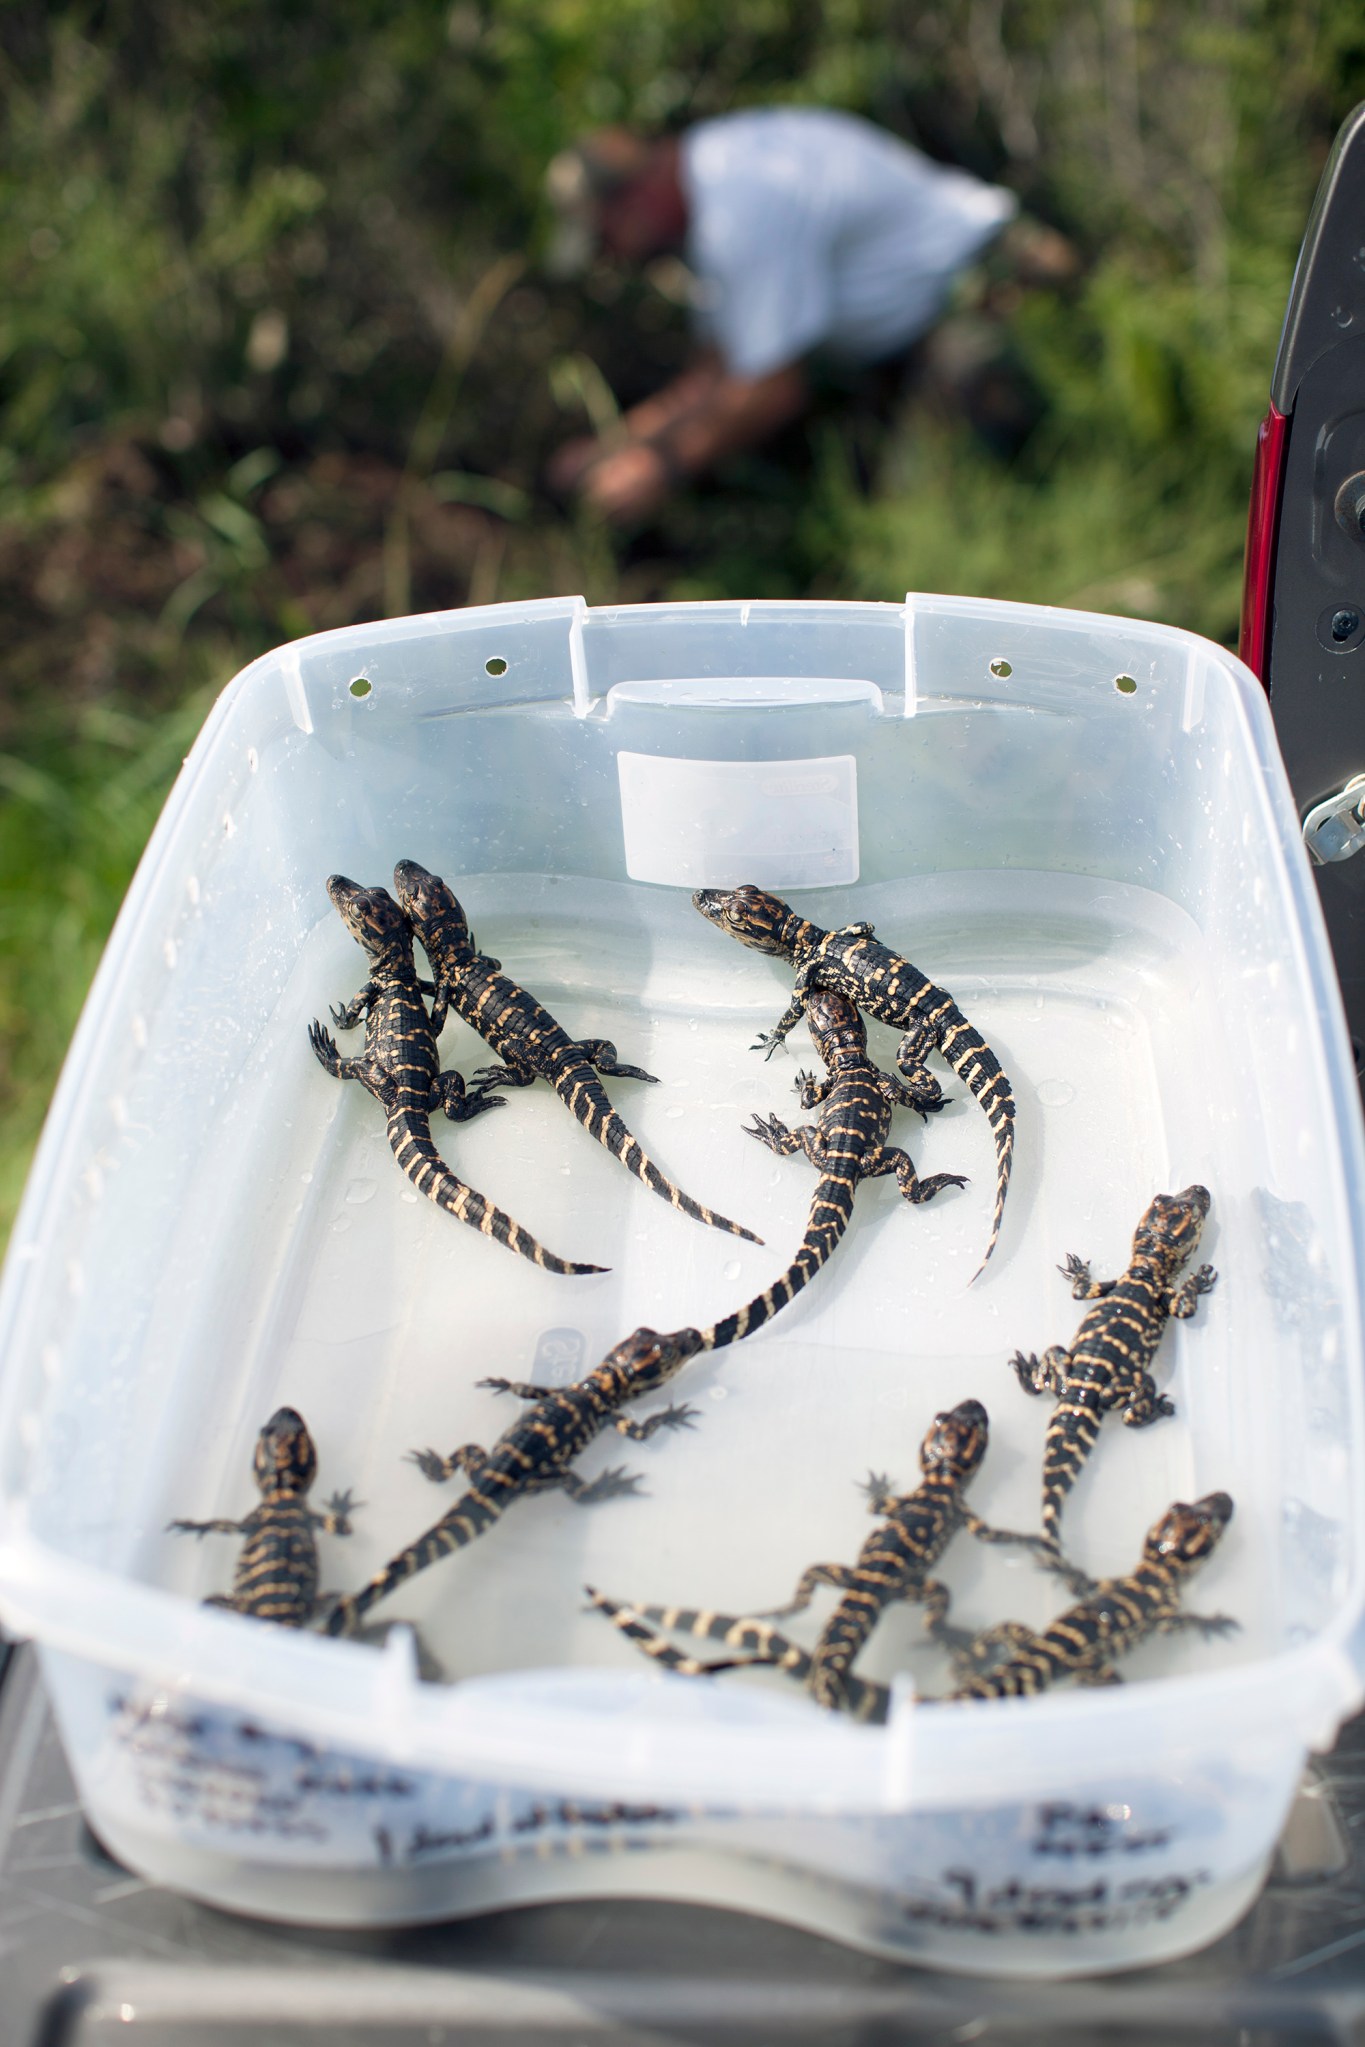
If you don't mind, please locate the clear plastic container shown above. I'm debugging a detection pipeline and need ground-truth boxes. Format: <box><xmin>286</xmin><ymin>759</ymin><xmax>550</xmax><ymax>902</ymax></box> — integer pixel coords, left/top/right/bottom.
<box><xmin>0</xmin><ymin>593</ymin><xmax>1361</xmax><ymax>1978</ymax></box>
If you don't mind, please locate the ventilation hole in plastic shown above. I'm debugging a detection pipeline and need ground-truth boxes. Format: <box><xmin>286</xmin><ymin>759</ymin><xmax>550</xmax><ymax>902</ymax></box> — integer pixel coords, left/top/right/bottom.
<box><xmin>1115</xmin><ymin>674</ymin><xmax>1138</xmax><ymax>695</ymax></box>
<box><xmin>349</xmin><ymin>676</ymin><xmax>372</xmax><ymax>699</ymax></box>
<box><xmin>988</xmin><ymin>657</ymin><xmax>1012</xmax><ymax>678</ymax></box>
<box><xmin>485</xmin><ymin>656</ymin><xmax>509</xmax><ymax>677</ymax></box>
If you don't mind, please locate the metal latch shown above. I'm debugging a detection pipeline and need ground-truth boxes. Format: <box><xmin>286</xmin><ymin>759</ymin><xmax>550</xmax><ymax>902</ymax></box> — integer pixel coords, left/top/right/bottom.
<box><xmin>1303</xmin><ymin>774</ymin><xmax>1365</xmax><ymax>862</ymax></box>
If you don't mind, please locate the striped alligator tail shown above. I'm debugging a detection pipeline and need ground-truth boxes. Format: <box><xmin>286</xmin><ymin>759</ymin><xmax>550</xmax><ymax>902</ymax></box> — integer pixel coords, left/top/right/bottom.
<box><xmin>325</xmin><ymin>1490</ymin><xmax>502</xmax><ymax>1636</ymax></box>
<box><xmin>575</xmin><ymin>1094</ymin><xmax>763</xmax><ymax>1244</ymax></box>
<box><xmin>1040</xmin><ymin>1396</ymin><xmax>1104</xmax><ymax>1550</ymax></box>
<box><xmin>701</xmin><ymin>1175</ymin><xmax>853</xmax><ymax>1351</ymax></box>
<box><xmin>585</xmin><ymin>1588</ymin><xmax>812</xmax><ymax>1679</ymax></box>
<box><xmin>585</xmin><ymin>1589</ymin><xmax>891</xmax><ymax>1719</ymax></box>
<box><xmin>928</xmin><ymin>1007</ymin><xmax>1015</xmax><ymax>1280</ymax></box>
<box><xmin>386</xmin><ymin>1109</ymin><xmax>605</xmax><ymax>1275</ymax></box>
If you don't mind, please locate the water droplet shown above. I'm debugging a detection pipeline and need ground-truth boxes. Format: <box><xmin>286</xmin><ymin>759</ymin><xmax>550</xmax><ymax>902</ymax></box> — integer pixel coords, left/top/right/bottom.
<box><xmin>401</xmin><ymin>1190</ymin><xmax>418</xmax><ymax>1203</ymax></box>
<box><xmin>722</xmin><ymin>1259</ymin><xmax>741</xmax><ymax>1281</ymax></box>
<box><xmin>300</xmin><ymin>1170</ymin><xmax>314</xmax><ymax>1184</ymax></box>
<box><xmin>665</xmin><ymin>1104</ymin><xmax>684</xmax><ymax>1118</ymax></box>
<box><xmin>163</xmin><ymin>938</ymin><xmax>178</xmax><ymax>969</ymax></box>
<box><xmin>1035</xmin><ymin>1078</ymin><xmax>1075</xmax><ymax>1107</ymax></box>
<box><xmin>346</xmin><ymin>1179</ymin><xmax>376</xmax><ymax>1205</ymax></box>
<box><xmin>710</xmin><ymin>1386</ymin><xmax>729</xmax><ymax>1401</ymax></box>
<box><xmin>332</xmin><ymin>1214</ymin><xmax>352</xmax><ymax>1234</ymax></box>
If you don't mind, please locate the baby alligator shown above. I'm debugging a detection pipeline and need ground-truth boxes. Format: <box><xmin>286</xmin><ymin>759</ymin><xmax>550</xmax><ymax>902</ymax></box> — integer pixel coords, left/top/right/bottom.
<box><xmin>944</xmin><ymin>1492</ymin><xmax>1237</xmax><ymax>1698</ymax></box>
<box><xmin>587</xmin><ymin>1399</ymin><xmax>1045</xmax><ymax>1710</ymax></box>
<box><xmin>1012</xmin><ymin>1185</ymin><xmax>1217</xmax><ymax>1550</ymax></box>
<box><xmin>311</xmin><ymin>875</ymin><xmax>603</xmax><ymax>1275</ymax></box>
<box><xmin>693</xmin><ymin>884</ymin><xmax>1015</xmax><ymax>1275</ymax></box>
<box><xmin>591</xmin><ymin>1491</ymin><xmax>1235</xmax><ymax>1717</ymax></box>
<box><xmin>325</xmin><ymin>1325</ymin><xmax>703</xmax><ymax>1637</ymax></box>
<box><xmin>167</xmin><ymin>1407</ymin><xmax>356</xmax><ymax>1626</ymax></box>
<box><xmin>393</xmin><ymin>860</ymin><xmax>759</xmax><ymax>1243</ymax></box>
<box><xmin>702</xmin><ymin>987</ymin><xmax>963</xmax><ymax>1351</ymax></box>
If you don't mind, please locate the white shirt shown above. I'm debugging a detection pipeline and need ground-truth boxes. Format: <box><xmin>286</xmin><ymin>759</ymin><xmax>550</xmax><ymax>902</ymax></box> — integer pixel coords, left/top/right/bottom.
<box><xmin>680</xmin><ymin>109</ymin><xmax>1017</xmax><ymax>378</ymax></box>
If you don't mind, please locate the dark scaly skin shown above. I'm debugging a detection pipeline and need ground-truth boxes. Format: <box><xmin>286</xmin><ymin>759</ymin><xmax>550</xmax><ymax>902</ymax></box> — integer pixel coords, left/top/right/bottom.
<box><xmin>167</xmin><ymin>1407</ymin><xmax>356</xmax><ymax>1627</ymax></box>
<box><xmin>311</xmin><ymin>875</ymin><xmax>604</xmax><ymax>1276</ymax></box>
<box><xmin>591</xmin><ymin>1492</ymin><xmax>1237</xmax><ymax>1718</ymax></box>
<box><xmin>586</xmin><ymin>1400</ymin><xmax>1047</xmax><ymax>1712</ymax></box>
<box><xmin>944</xmin><ymin>1493</ymin><xmax>1238</xmax><ymax>1699</ymax></box>
<box><xmin>391</xmin><ymin>861</ymin><xmax>760</xmax><ymax>1244</ymax></box>
<box><xmin>585</xmin><ymin>1586</ymin><xmax>891</xmax><ymax>1705</ymax></box>
<box><xmin>325</xmin><ymin>1326</ymin><xmax>704</xmax><ymax>1637</ymax></box>
<box><xmin>693</xmin><ymin>884</ymin><xmax>1015</xmax><ymax>1277</ymax></box>
<box><xmin>1011</xmin><ymin>1185</ymin><xmax>1217</xmax><ymax>1550</ymax></box>
<box><xmin>702</xmin><ymin>988</ymin><xmax>963</xmax><ymax>1351</ymax></box>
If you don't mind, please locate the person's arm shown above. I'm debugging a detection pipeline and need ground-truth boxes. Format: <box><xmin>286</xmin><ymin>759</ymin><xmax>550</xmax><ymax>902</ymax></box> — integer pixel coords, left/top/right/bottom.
<box><xmin>544</xmin><ymin>355</ymin><xmax>728</xmax><ymax>500</ymax></box>
<box><xmin>570</xmin><ymin>354</ymin><xmax>810</xmax><ymax>521</ymax></box>
<box><xmin>618</xmin><ymin>349</ymin><xmax>729</xmax><ymax>439</ymax></box>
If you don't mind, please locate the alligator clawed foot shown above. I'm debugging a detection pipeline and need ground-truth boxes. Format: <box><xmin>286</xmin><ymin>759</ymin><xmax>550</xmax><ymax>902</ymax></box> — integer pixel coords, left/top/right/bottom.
<box><xmin>308</xmin><ymin>1019</ymin><xmax>340</xmax><ymax>1069</ymax></box>
<box><xmin>580</xmin><ymin>1465</ymin><xmax>647</xmax><ymax>1504</ymax></box>
<box><xmin>406</xmin><ymin>1448</ymin><xmax>451</xmax><ymax>1482</ymax></box>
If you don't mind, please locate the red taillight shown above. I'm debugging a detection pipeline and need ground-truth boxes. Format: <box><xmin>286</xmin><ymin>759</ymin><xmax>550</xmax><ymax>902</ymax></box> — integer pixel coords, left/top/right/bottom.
<box><xmin>1238</xmin><ymin>402</ymin><xmax>1290</xmax><ymax>683</ymax></box>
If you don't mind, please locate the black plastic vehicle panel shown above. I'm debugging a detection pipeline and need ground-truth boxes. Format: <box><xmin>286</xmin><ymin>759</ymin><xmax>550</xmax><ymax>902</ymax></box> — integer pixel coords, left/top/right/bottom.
<box><xmin>1261</xmin><ymin>102</ymin><xmax>1365</xmax><ymax>1053</ymax></box>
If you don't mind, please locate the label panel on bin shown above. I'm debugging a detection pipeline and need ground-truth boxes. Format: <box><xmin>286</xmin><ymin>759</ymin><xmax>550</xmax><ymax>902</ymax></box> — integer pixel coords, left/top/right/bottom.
<box><xmin>617</xmin><ymin>751</ymin><xmax>859</xmax><ymax>889</ymax></box>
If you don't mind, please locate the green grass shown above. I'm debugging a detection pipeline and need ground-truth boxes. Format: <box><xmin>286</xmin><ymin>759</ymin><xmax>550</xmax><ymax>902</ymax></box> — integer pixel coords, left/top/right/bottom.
<box><xmin>0</xmin><ymin>681</ymin><xmax>217</xmax><ymax>1236</ymax></box>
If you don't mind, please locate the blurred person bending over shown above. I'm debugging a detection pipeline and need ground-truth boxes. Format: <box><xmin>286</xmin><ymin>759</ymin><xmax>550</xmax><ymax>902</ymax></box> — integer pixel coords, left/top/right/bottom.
<box><xmin>544</xmin><ymin>108</ymin><xmax>1073</xmax><ymax>522</ymax></box>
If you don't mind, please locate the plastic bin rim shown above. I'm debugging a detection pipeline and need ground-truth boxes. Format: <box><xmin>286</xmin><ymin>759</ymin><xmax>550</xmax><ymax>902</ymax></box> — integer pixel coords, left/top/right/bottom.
<box><xmin>213</xmin><ymin>589</ymin><xmax>1272</xmax><ymax>685</ymax></box>
<box><xmin>6</xmin><ymin>1541</ymin><xmax>1361</xmax><ymax>1810</ymax></box>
